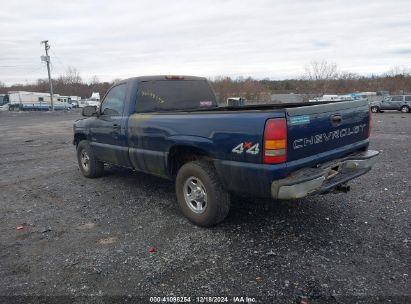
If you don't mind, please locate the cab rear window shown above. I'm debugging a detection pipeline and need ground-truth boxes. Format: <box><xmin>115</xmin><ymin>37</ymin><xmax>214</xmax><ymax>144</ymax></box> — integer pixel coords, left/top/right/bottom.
<box><xmin>135</xmin><ymin>80</ymin><xmax>217</xmax><ymax>112</ymax></box>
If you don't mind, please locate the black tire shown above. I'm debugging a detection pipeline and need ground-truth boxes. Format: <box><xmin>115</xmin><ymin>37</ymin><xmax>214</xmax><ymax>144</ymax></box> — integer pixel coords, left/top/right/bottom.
<box><xmin>371</xmin><ymin>106</ymin><xmax>379</xmax><ymax>113</ymax></box>
<box><xmin>400</xmin><ymin>105</ymin><xmax>410</xmax><ymax>113</ymax></box>
<box><xmin>76</xmin><ymin>140</ymin><xmax>104</xmax><ymax>178</ymax></box>
<box><xmin>175</xmin><ymin>160</ymin><xmax>230</xmax><ymax>227</ymax></box>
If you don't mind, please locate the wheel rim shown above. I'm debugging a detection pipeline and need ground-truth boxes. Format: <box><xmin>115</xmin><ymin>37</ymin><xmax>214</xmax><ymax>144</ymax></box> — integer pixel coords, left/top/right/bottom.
<box><xmin>81</xmin><ymin>150</ymin><xmax>90</xmax><ymax>172</ymax></box>
<box><xmin>401</xmin><ymin>106</ymin><xmax>409</xmax><ymax>113</ymax></box>
<box><xmin>183</xmin><ymin>176</ymin><xmax>207</xmax><ymax>214</ymax></box>
<box><xmin>371</xmin><ymin>107</ymin><xmax>378</xmax><ymax>113</ymax></box>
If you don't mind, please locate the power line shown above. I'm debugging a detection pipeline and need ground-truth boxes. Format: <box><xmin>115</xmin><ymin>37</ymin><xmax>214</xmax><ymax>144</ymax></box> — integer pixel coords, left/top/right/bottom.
<box><xmin>50</xmin><ymin>49</ymin><xmax>67</xmax><ymax>71</ymax></box>
<box><xmin>0</xmin><ymin>64</ymin><xmax>42</xmax><ymax>68</ymax></box>
<box><xmin>27</xmin><ymin>64</ymin><xmax>45</xmax><ymax>73</ymax></box>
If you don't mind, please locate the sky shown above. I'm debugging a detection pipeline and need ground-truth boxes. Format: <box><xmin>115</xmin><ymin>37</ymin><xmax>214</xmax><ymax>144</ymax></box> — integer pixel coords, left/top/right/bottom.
<box><xmin>1</xmin><ymin>0</ymin><xmax>410</xmax><ymax>85</ymax></box>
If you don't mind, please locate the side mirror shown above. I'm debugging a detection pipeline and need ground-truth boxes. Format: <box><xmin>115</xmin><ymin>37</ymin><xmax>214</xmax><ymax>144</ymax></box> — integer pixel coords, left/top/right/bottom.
<box><xmin>82</xmin><ymin>106</ymin><xmax>98</xmax><ymax>117</ymax></box>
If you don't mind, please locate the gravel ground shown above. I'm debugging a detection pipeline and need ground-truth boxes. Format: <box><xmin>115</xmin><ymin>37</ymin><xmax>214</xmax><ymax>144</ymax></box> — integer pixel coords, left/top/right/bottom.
<box><xmin>0</xmin><ymin>110</ymin><xmax>409</xmax><ymax>303</ymax></box>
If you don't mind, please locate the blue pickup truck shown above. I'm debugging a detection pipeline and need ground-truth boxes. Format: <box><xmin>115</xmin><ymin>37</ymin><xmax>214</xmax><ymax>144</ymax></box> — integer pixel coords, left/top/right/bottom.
<box><xmin>73</xmin><ymin>76</ymin><xmax>379</xmax><ymax>226</ymax></box>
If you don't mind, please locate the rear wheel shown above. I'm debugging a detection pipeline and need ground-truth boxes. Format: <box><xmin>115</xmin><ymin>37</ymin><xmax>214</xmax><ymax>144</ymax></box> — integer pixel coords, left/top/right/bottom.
<box><xmin>371</xmin><ymin>106</ymin><xmax>379</xmax><ymax>113</ymax></box>
<box><xmin>175</xmin><ymin>160</ymin><xmax>230</xmax><ymax>227</ymax></box>
<box><xmin>76</xmin><ymin>140</ymin><xmax>104</xmax><ymax>178</ymax></box>
<box><xmin>400</xmin><ymin>105</ymin><xmax>410</xmax><ymax>113</ymax></box>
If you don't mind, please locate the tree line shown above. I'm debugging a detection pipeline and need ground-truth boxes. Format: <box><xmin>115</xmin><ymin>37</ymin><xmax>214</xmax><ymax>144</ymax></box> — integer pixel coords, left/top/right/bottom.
<box><xmin>1</xmin><ymin>62</ymin><xmax>410</xmax><ymax>102</ymax></box>
<box><xmin>212</xmin><ymin>62</ymin><xmax>411</xmax><ymax>102</ymax></box>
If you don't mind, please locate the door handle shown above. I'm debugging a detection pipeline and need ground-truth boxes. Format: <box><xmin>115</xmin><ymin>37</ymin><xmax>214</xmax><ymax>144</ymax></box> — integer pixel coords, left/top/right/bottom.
<box><xmin>112</xmin><ymin>123</ymin><xmax>121</xmax><ymax>129</ymax></box>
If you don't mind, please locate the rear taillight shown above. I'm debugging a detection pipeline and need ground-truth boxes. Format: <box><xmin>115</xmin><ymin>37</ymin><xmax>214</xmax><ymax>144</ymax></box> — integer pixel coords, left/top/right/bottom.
<box><xmin>263</xmin><ymin>118</ymin><xmax>287</xmax><ymax>164</ymax></box>
<box><xmin>368</xmin><ymin>106</ymin><xmax>372</xmax><ymax>137</ymax></box>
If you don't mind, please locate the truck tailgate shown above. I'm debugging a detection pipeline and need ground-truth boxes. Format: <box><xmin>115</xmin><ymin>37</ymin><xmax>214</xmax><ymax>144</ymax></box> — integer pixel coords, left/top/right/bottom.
<box><xmin>286</xmin><ymin>99</ymin><xmax>370</xmax><ymax>162</ymax></box>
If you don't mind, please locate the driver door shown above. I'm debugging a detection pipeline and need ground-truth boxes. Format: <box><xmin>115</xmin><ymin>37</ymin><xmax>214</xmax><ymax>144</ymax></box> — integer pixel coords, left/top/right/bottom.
<box><xmin>89</xmin><ymin>83</ymin><xmax>131</xmax><ymax>167</ymax></box>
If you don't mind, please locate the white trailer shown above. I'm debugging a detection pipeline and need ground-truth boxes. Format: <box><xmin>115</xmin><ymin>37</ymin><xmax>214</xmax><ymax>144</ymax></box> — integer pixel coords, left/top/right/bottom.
<box><xmin>8</xmin><ymin>91</ymin><xmax>71</xmax><ymax>111</ymax></box>
<box><xmin>8</xmin><ymin>91</ymin><xmax>52</xmax><ymax>103</ymax></box>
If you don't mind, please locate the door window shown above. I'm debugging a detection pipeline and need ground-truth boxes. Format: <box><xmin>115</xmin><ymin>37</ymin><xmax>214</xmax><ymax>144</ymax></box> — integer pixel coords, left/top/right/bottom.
<box><xmin>404</xmin><ymin>96</ymin><xmax>411</xmax><ymax>102</ymax></box>
<box><xmin>391</xmin><ymin>96</ymin><xmax>403</xmax><ymax>102</ymax></box>
<box><xmin>101</xmin><ymin>84</ymin><xmax>127</xmax><ymax>115</ymax></box>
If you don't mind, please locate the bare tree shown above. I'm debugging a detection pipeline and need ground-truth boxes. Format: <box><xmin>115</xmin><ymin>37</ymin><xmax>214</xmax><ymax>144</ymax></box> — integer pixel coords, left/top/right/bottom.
<box><xmin>384</xmin><ymin>66</ymin><xmax>411</xmax><ymax>94</ymax></box>
<box><xmin>3</xmin><ymin>65</ymin><xmax>411</xmax><ymax>101</ymax></box>
<box><xmin>303</xmin><ymin>60</ymin><xmax>339</xmax><ymax>95</ymax></box>
<box><xmin>386</xmin><ymin>66</ymin><xmax>411</xmax><ymax>77</ymax></box>
<box><xmin>53</xmin><ymin>67</ymin><xmax>84</xmax><ymax>96</ymax></box>
<box><xmin>62</xmin><ymin>67</ymin><xmax>82</xmax><ymax>85</ymax></box>
<box><xmin>210</xmin><ymin>76</ymin><xmax>271</xmax><ymax>104</ymax></box>
<box><xmin>89</xmin><ymin>75</ymin><xmax>100</xmax><ymax>85</ymax></box>
<box><xmin>111</xmin><ymin>78</ymin><xmax>122</xmax><ymax>84</ymax></box>
<box><xmin>209</xmin><ymin>76</ymin><xmax>234</xmax><ymax>104</ymax></box>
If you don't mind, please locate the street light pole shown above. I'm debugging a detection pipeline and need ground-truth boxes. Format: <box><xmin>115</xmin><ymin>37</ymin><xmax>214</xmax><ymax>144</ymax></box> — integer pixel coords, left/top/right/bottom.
<box><xmin>41</xmin><ymin>40</ymin><xmax>54</xmax><ymax>111</ymax></box>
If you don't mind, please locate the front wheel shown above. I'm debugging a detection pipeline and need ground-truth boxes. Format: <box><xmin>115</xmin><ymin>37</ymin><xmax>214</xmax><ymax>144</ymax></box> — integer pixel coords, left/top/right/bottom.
<box><xmin>175</xmin><ymin>160</ymin><xmax>230</xmax><ymax>227</ymax></box>
<box><xmin>400</xmin><ymin>105</ymin><xmax>410</xmax><ymax>113</ymax></box>
<box><xmin>76</xmin><ymin>140</ymin><xmax>104</xmax><ymax>178</ymax></box>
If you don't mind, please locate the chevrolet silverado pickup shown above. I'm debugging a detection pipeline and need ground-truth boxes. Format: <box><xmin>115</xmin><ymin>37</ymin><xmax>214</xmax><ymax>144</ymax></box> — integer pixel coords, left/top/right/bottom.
<box><xmin>73</xmin><ymin>75</ymin><xmax>379</xmax><ymax>226</ymax></box>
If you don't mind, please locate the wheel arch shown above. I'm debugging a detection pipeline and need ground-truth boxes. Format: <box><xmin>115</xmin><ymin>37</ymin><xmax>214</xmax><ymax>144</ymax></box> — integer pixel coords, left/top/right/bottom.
<box><xmin>73</xmin><ymin>133</ymin><xmax>87</xmax><ymax>147</ymax></box>
<box><xmin>168</xmin><ymin>144</ymin><xmax>214</xmax><ymax>178</ymax></box>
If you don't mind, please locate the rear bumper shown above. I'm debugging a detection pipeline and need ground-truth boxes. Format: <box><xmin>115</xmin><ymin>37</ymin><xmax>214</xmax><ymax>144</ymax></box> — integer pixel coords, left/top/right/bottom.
<box><xmin>271</xmin><ymin>150</ymin><xmax>379</xmax><ymax>199</ymax></box>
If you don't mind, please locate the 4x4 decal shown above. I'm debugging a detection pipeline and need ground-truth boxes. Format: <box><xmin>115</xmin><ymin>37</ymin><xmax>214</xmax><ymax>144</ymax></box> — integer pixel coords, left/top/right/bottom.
<box><xmin>232</xmin><ymin>142</ymin><xmax>260</xmax><ymax>155</ymax></box>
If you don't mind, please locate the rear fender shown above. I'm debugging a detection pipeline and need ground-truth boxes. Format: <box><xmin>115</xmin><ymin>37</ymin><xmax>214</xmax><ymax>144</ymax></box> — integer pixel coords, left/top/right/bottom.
<box><xmin>167</xmin><ymin>135</ymin><xmax>216</xmax><ymax>176</ymax></box>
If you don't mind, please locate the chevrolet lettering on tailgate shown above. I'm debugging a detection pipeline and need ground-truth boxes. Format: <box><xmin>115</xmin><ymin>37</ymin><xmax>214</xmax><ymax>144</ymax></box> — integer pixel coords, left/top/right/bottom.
<box><xmin>293</xmin><ymin>124</ymin><xmax>367</xmax><ymax>150</ymax></box>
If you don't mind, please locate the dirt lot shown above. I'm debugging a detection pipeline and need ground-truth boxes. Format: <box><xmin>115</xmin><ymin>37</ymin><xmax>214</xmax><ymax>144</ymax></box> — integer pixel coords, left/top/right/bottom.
<box><xmin>0</xmin><ymin>110</ymin><xmax>409</xmax><ymax>302</ymax></box>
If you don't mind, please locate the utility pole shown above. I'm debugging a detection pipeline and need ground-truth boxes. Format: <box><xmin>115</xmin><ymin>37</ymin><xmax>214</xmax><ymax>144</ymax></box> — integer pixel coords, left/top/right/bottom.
<box><xmin>41</xmin><ymin>40</ymin><xmax>54</xmax><ymax>111</ymax></box>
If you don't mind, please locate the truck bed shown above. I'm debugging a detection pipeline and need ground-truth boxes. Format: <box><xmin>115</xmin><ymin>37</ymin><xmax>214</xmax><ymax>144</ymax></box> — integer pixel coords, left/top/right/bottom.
<box><xmin>145</xmin><ymin>100</ymin><xmax>348</xmax><ymax>114</ymax></box>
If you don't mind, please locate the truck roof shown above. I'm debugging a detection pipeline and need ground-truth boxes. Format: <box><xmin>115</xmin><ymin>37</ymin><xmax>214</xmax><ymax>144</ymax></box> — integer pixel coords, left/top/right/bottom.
<box><xmin>123</xmin><ymin>75</ymin><xmax>207</xmax><ymax>83</ymax></box>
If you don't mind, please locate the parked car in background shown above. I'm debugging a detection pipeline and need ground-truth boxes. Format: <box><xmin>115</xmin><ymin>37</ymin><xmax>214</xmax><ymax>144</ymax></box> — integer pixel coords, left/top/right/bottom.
<box><xmin>370</xmin><ymin>95</ymin><xmax>411</xmax><ymax>113</ymax></box>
